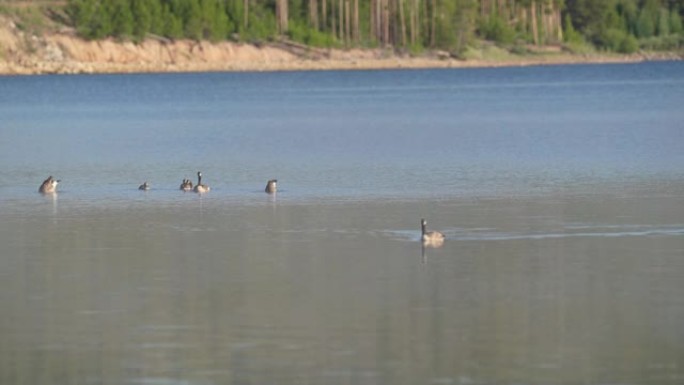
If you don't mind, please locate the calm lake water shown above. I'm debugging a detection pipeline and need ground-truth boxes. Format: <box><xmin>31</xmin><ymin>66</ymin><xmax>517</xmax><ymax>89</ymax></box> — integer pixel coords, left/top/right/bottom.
<box><xmin>1</xmin><ymin>62</ymin><xmax>683</xmax><ymax>384</ymax></box>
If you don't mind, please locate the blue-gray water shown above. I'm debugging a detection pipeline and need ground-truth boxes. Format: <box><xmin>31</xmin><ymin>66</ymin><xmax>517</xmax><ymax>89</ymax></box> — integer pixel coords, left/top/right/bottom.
<box><xmin>1</xmin><ymin>62</ymin><xmax>683</xmax><ymax>385</ymax></box>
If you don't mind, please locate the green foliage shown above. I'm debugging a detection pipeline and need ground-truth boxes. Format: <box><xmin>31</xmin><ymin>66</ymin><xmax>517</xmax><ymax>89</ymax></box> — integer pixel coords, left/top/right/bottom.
<box><xmin>603</xmin><ymin>28</ymin><xmax>640</xmax><ymax>53</ymax></box>
<box><xmin>65</xmin><ymin>0</ymin><xmax>238</xmax><ymax>42</ymax></box>
<box><xmin>619</xmin><ymin>33</ymin><xmax>639</xmax><ymax>53</ymax></box>
<box><xmin>636</xmin><ymin>7</ymin><xmax>656</xmax><ymax>38</ymax></box>
<box><xmin>671</xmin><ymin>8</ymin><xmax>683</xmax><ymax>33</ymax></box>
<box><xmin>88</xmin><ymin>3</ymin><xmax>113</xmax><ymax>39</ymax></box>
<box><xmin>181</xmin><ymin>0</ymin><xmax>203</xmax><ymax>40</ymax></box>
<box><xmin>565</xmin><ymin>0</ymin><xmax>611</xmax><ymax>39</ymax></box>
<box><xmin>616</xmin><ymin>0</ymin><xmax>639</xmax><ymax>35</ymax></box>
<box><xmin>434</xmin><ymin>0</ymin><xmax>477</xmax><ymax>53</ymax></box>
<box><xmin>407</xmin><ymin>43</ymin><xmax>425</xmax><ymax>56</ymax></box>
<box><xmin>131</xmin><ymin>0</ymin><xmax>152</xmax><ymax>41</ymax></box>
<box><xmin>563</xmin><ymin>14</ymin><xmax>584</xmax><ymax>44</ymax></box>
<box><xmin>479</xmin><ymin>15</ymin><xmax>515</xmax><ymax>45</ymax></box>
<box><xmin>287</xmin><ymin>20</ymin><xmax>334</xmax><ymax>47</ymax></box>
<box><xmin>161</xmin><ymin>4</ymin><xmax>183</xmax><ymax>39</ymax></box>
<box><xmin>243</xmin><ymin>4</ymin><xmax>277</xmax><ymax>42</ymax></box>
<box><xmin>66</xmin><ymin>0</ymin><xmax>93</xmax><ymax>37</ymax></box>
<box><xmin>640</xmin><ymin>33</ymin><xmax>684</xmax><ymax>50</ymax></box>
<box><xmin>224</xmin><ymin>0</ymin><xmax>245</xmax><ymax>36</ymax></box>
<box><xmin>111</xmin><ymin>0</ymin><xmax>134</xmax><ymax>39</ymax></box>
<box><xmin>0</xmin><ymin>5</ymin><xmax>47</xmax><ymax>35</ymax></box>
<box><xmin>200</xmin><ymin>0</ymin><xmax>230</xmax><ymax>41</ymax></box>
<box><xmin>147</xmin><ymin>0</ymin><xmax>163</xmax><ymax>35</ymax></box>
<box><xmin>658</xmin><ymin>7</ymin><xmax>670</xmax><ymax>36</ymax></box>
<box><xmin>566</xmin><ymin>0</ymin><xmax>684</xmax><ymax>52</ymax></box>
<box><xmin>57</xmin><ymin>0</ymin><xmax>684</xmax><ymax>54</ymax></box>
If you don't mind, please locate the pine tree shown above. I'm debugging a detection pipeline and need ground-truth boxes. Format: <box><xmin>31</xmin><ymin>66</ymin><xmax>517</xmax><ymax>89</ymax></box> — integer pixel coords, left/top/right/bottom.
<box><xmin>148</xmin><ymin>0</ymin><xmax>164</xmax><ymax>36</ymax></box>
<box><xmin>67</xmin><ymin>0</ymin><xmax>98</xmax><ymax>38</ymax></box>
<box><xmin>636</xmin><ymin>8</ymin><xmax>656</xmax><ymax>37</ymax></box>
<box><xmin>670</xmin><ymin>7</ymin><xmax>683</xmax><ymax>33</ymax></box>
<box><xmin>183</xmin><ymin>0</ymin><xmax>204</xmax><ymax>40</ymax></box>
<box><xmin>161</xmin><ymin>3</ymin><xmax>184</xmax><ymax>39</ymax></box>
<box><xmin>200</xmin><ymin>0</ymin><xmax>229</xmax><ymax>41</ymax></box>
<box><xmin>132</xmin><ymin>0</ymin><xmax>152</xmax><ymax>41</ymax></box>
<box><xmin>657</xmin><ymin>7</ymin><xmax>670</xmax><ymax>35</ymax></box>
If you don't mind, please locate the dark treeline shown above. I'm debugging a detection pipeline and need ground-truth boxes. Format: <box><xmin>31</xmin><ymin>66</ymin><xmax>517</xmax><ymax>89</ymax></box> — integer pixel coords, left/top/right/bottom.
<box><xmin>66</xmin><ymin>0</ymin><xmax>684</xmax><ymax>53</ymax></box>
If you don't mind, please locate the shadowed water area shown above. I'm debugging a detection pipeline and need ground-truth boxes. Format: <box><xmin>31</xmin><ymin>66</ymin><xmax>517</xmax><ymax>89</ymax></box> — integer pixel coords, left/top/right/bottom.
<box><xmin>1</xmin><ymin>62</ymin><xmax>683</xmax><ymax>384</ymax></box>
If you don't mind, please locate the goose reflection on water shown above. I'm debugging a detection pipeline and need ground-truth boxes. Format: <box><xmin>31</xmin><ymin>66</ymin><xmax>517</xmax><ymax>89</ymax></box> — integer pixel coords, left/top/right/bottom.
<box><xmin>421</xmin><ymin>240</ymin><xmax>446</xmax><ymax>264</ymax></box>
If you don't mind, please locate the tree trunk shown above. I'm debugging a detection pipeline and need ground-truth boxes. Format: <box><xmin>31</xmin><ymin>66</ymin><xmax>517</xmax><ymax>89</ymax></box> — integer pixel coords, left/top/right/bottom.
<box><xmin>398</xmin><ymin>0</ymin><xmax>407</xmax><ymax>47</ymax></box>
<box><xmin>530</xmin><ymin>0</ymin><xmax>539</xmax><ymax>45</ymax></box>
<box><xmin>384</xmin><ymin>0</ymin><xmax>390</xmax><ymax>45</ymax></box>
<box><xmin>276</xmin><ymin>0</ymin><xmax>288</xmax><ymax>33</ymax></box>
<box><xmin>353</xmin><ymin>0</ymin><xmax>359</xmax><ymax>42</ymax></box>
<box><xmin>555</xmin><ymin>5</ymin><xmax>563</xmax><ymax>42</ymax></box>
<box><xmin>244</xmin><ymin>0</ymin><xmax>249</xmax><ymax>29</ymax></box>
<box><xmin>372</xmin><ymin>0</ymin><xmax>382</xmax><ymax>44</ymax></box>
<box><xmin>309</xmin><ymin>0</ymin><xmax>319</xmax><ymax>30</ymax></box>
<box><xmin>331</xmin><ymin>0</ymin><xmax>337</xmax><ymax>38</ymax></box>
<box><xmin>430</xmin><ymin>0</ymin><xmax>436</xmax><ymax>47</ymax></box>
<box><xmin>343</xmin><ymin>0</ymin><xmax>349</xmax><ymax>43</ymax></box>
<box><xmin>338</xmin><ymin>0</ymin><xmax>344</xmax><ymax>42</ymax></box>
<box><xmin>370</xmin><ymin>0</ymin><xmax>375</xmax><ymax>42</ymax></box>
<box><xmin>322</xmin><ymin>0</ymin><xmax>327</xmax><ymax>32</ymax></box>
<box><xmin>409</xmin><ymin>0</ymin><xmax>417</xmax><ymax>46</ymax></box>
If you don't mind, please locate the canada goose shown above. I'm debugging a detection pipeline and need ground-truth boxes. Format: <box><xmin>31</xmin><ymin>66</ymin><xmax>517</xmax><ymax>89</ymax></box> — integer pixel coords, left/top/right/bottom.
<box><xmin>138</xmin><ymin>182</ymin><xmax>150</xmax><ymax>191</ymax></box>
<box><xmin>39</xmin><ymin>176</ymin><xmax>60</xmax><ymax>194</ymax></box>
<box><xmin>180</xmin><ymin>178</ymin><xmax>193</xmax><ymax>191</ymax></box>
<box><xmin>265</xmin><ymin>179</ymin><xmax>277</xmax><ymax>194</ymax></box>
<box><xmin>421</xmin><ymin>219</ymin><xmax>445</xmax><ymax>247</ymax></box>
<box><xmin>193</xmin><ymin>171</ymin><xmax>210</xmax><ymax>193</ymax></box>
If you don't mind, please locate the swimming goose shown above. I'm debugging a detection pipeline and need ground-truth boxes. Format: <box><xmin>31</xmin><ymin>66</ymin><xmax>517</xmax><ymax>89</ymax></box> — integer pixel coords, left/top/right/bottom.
<box><xmin>421</xmin><ymin>219</ymin><xmax>445</xmax><ymax>247</ymax></box>
<box><xmin>39</xmin><ymin>176</ymin><xmax>60</xmax><ymax>194</ymax></box>
<box><xmin>193</xmin><ymin>171</ymin><xmax>210</xmax><ymax>193</ymax></box>
<box><xmin>265</xmin><ymin>179</ymin><xmax>277</xmax><ymax>194</ymax></box>
<box><xmin>139</xmin><ymin>182</ymin><xmax>150</xmax><ymax>191</ymax></box>
<box><xmin>180</xmin><ymin>178</ymin><xmax>193</xmax><ymax>191</ymax></box>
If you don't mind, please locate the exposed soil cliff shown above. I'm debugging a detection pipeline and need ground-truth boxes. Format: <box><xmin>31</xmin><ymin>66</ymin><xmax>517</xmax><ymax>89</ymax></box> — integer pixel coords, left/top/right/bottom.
<box><xmin>0</xmin><ymin>14</ymin><xmax>680</xmax><ymax>76</ymax></box>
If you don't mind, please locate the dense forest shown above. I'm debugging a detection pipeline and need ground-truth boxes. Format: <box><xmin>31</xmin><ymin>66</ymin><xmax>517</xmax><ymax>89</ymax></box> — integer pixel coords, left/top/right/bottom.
<box><xmin>65</xmin><ymin>0</ymin><xmax>684</xmax><ymax>54</ymax></box>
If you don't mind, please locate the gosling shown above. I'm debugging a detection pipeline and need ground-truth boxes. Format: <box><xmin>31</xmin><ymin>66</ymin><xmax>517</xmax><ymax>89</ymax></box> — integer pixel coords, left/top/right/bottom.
<box><xmin>265</xmin><ymin>179</ymin><xmax>277</xmax><ymax>194</ymax></box>
<box><xmin>421</xmin><ymin>218</ymin><xmax>445</xmax><ymax>247</ymax></box>
<box><xmin>138</xmin><ymin>182</ymin><xmax>150</xmax><ymax>191</ymax></box>
<box><xmin>39</xmin><ymin>176</ymin><xmax>60</xmax><ymax>194</ymax></box>
<box><xmin>193</xmin><ymin>171</ymin><xmax>210</xmax><ymax>193</ymax></box>
<box><xmin>180</xmin><ymin>178</ymin><xmax>193</xmax><ymax>191</ymax></box>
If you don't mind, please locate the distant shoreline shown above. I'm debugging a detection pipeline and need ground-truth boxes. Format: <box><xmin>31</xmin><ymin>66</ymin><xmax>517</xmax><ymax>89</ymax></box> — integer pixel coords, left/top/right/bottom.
<box><xmin>1</xmin><ymin>44</ymin><xmax>680</xmax><ymax>76</ymax></box>
<box><xmin>0</xmin><ymin>14</ymin><xmax>681</xmax><ymax>76</ymax></box>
